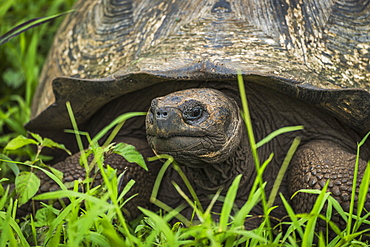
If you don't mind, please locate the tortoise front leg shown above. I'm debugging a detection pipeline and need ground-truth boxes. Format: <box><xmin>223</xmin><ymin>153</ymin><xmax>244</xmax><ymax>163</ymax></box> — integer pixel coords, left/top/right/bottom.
<box><xmin>288</xmin><ymin>140</ymin><xmax>370</xmax><ymax>230</ymax></box>
<box><xmin>18</xmin><ymin>140</ymin><xmax>160</xmax><ymax>220</ymax></box>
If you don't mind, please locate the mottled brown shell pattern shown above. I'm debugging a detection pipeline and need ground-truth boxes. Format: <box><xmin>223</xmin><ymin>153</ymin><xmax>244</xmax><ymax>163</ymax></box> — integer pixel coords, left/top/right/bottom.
<box><xmin>29</xmin><ymin>0</ymin><xmax>370</xmax><ymax>135</ymax></box>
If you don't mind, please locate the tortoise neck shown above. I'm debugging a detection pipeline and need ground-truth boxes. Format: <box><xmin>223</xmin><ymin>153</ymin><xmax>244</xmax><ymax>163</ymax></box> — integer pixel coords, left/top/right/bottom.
<box><xmin>182</xmin><ymin>128</ymin><xmax>253</xmax><ymax>195</ymax></box>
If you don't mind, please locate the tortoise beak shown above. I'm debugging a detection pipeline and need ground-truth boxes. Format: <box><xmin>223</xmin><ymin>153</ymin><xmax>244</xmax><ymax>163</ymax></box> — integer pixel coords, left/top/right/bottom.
<box><xmin>147</xmin><ymin>106</ymin><xmax>183</xmax><ymax>138</ymax></box>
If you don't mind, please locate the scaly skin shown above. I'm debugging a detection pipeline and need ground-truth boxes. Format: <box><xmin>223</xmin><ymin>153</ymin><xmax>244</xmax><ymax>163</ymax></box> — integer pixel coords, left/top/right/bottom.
<box><xmin>289</xmin><ymin>140</ymin><xmax>370</xmax><ymax>231</ymax></box>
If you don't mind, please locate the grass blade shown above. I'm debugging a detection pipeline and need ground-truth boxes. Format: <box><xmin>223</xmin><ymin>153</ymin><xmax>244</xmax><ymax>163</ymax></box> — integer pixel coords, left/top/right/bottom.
<box><xmin>0</xmin><ymin>10</ymin><xmax>74</xmax><ymax>45</ymax></box>
<box><xmin>92</xmin><ymin>112</ymin><xmax>146</xmax><ymax>144</ymax></box>
<box><xmin>256</xmin><ymin>126</ymin><xmax>303</xmax><ymax>148</ymax></box>
<box><xmin>172</xmin><ymin>163</ymin><xmax>204</xmax><ymax>213</ymax></box>
<box><xmin>267</xmin><ymin>137</ymin><xmax>300</xmax><ymax>208</ymax></box>
<box><xmin>232</xmin><ymin>184</ymin><xmax>263</xmax><ymax>227</ymax></box>
<box><xmin>0</xmin><ymin>211</ymin><xmax>29</xmax><ymax>246</ymax></box>
<box><xmin>219</xmin><ymin>174</ymin><xmax>242</xmax><ymax>232</ymax></box>
<box><xmin>280</xmin><ymin>193</ymin><xmax>305</xmax><ymax>240</ymax></box>
<box><xmin>355</xmin><ymin>161</ymin><xmax>370</xmax><ymax>229</ymax></box>
<box><xmin>237</xmin><ymin>73</ymin><xmax>272</xmax><ymax>240</ymax></box>
<box><xmin>348</xmin><ymin>131</ymin><xmax>370</xmax><ymax>235</ymax></box>
<box><xmin>139</xmin><ymin>207</ymin><xmax>175</xmax><ymax>245</ymax></box>
<box><xmin>302</xmin><ymin>182</ymin><xmax>330</xmax><ymax>246</ymax></box>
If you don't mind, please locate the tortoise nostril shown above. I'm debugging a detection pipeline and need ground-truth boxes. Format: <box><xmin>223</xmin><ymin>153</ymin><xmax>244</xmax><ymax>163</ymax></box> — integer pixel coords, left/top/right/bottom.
<box><xmin>156</xmin><ymin>108</ymin><xmax>169</xmax><ymax>119</ymax></box>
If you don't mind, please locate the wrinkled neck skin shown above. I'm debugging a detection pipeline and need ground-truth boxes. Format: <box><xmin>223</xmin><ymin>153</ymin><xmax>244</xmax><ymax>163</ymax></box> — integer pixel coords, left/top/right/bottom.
<box><xmin>159</xmin><ymin>126</ymin><xmax>255</xmax><ymax>212</ymax></box>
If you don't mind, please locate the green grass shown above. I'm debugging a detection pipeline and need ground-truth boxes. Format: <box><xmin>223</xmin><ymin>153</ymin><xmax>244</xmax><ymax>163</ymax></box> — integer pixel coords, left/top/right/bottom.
<box><xmin>1</xmin><ymin>1</ymin><xmax>370</xmax><ymax>246</ymax></box>
<box><xmin>1</xmin><ymin>75</ymin><xmax>369</xmax><ymax>245</ymax></box>
<box><xmin>0</xmin><ymin>0</ymin><xmax>75</xmax><ymax>151</ymax></box>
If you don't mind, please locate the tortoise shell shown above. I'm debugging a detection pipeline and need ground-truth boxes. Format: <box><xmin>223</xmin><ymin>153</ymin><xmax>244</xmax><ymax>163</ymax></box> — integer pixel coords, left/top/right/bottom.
<box><xmin>26</xmin><ymin>0</ymin><xmax>370</xmax><ymax>144</ymax></box>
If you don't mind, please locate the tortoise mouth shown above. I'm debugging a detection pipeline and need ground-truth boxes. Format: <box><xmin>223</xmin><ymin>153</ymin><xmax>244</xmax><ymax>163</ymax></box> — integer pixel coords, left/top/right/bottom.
<box><xmin>147</xmin><ymin>134</ymin><xmax>220</xmax><ymax>153</ymax></box>
<box><xmin>147</xmin><ymin>132</ymin><xmax>207</xmax><ymax>139</ymax></box>
<box><xmin>147</xmin><ymin>134</ymin><xmax>230</xmax><ymax>168</ymax></box>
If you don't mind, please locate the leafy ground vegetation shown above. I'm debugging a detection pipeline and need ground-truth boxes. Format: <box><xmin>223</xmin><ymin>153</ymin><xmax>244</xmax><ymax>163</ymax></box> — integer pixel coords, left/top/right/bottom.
<box><xmin>1</xmin><ymin>1</ymin><xmax>370</xmax><ymax>246</ymax></box>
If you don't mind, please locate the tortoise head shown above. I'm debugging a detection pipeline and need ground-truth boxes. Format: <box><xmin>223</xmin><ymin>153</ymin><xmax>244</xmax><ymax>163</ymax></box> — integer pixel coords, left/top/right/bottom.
<box><xmin>146</xmin><ymin>88</ymin><xmax>243</xmax><ymax>167</ymax></box>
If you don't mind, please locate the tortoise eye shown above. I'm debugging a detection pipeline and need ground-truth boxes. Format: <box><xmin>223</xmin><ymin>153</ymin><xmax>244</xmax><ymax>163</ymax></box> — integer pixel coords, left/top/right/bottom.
<box><xmin>183</xmin><ymin>106</ymin><xmax>203</xmax><ymax>122</ymax></box>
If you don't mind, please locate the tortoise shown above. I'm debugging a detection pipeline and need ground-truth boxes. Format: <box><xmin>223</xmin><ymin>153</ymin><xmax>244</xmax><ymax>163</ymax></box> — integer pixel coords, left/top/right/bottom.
<box><xmin>25</xmin><ymin>0</ymin><xmax>370</xmax><ymax>231</ymax></box>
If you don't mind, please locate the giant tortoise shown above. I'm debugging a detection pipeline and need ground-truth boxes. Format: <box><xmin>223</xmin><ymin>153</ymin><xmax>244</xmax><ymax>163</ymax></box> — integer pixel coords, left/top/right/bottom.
<box><xmin>25</xmin><ymin>0</ymin><xmax>370</xmax><ymax>232</ymax></box>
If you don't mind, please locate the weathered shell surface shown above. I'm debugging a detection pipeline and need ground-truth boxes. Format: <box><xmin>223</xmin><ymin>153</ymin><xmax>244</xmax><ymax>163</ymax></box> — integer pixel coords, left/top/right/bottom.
<box><xmin>28</xmin><ymin>0</ymin><xmax>370</xmax><ymax>135</ymax></box>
